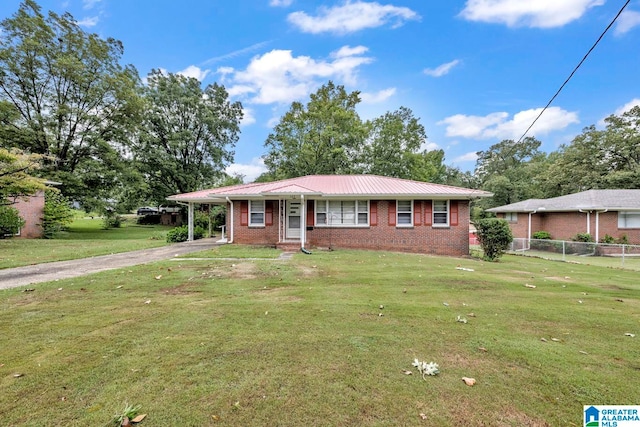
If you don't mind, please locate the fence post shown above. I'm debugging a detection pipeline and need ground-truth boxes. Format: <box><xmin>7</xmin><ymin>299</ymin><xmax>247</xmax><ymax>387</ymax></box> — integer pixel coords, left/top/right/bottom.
<box><xmin>622</xmin><ymin>244</ymin><xmax>626</xmax><ymax>267</ymax></box>
<box><xmin>562</xmin><ymin>241</ymin><xmax>566</xmax><ymax>261</ymax></box>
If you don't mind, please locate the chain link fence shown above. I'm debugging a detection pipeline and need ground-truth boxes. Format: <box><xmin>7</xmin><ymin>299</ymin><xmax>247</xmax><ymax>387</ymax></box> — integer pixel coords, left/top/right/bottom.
<box><xmin>507</xmin><ymin>238</ymin><xmax>640</xmax><ymax>271</ymax></box>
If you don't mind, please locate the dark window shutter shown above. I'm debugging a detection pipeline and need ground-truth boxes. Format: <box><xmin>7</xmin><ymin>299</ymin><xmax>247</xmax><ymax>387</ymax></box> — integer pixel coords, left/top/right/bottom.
<box><xmin>450</xmin><ymin>201</ymin><xmax>459</xmax><ymax>226</ymax></box>
<box><xmin>424</xmin><ymin>200</ymin><xmax>433</xmax><ymax>226</ymax></box>
<box><xmin>265</xmin><ymin>201</ymin><xmax>273</xmax><ymax>226</ymax></box>
<box><xmin>370</xmin><ymin>201</ymin><xmax>378</xmax><ymax>226</ymax></box>
<box><xmin>388</xmin><ymin>201</ymin><xmax>396</xmax><ymax>226</ymax></box>
<box><xmin>306</xmin><ymin>200</ymin><xmax>314</xmax><ymax>226</ymax></box>
<box><xmin>240</xmin><ymin>201</ymin><xmax>248</xmax><ymax>226</ymax></box>
<box><xmin>414</xmin><ymin>201</ymin><xmax>422</xmax><ymax>226</ymax></box>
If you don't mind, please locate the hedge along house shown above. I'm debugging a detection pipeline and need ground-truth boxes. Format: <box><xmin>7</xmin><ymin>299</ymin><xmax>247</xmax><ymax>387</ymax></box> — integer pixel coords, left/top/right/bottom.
<box><xmin>486</xmin><ymin>189</ymin><xmax>640</xmax><ymax>243</ymax></box>
<box><xmin>167</xmin><ymin>175</ymin><xmax>491</xmax><ymax>256</ymax></box>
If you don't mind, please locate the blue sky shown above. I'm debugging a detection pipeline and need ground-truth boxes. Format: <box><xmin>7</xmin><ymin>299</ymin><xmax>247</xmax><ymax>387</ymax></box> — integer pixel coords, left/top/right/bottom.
<box><xmin>2</xmin><ymin>0</ymin><xmax>639</xmax><ymax>181</ymax></box>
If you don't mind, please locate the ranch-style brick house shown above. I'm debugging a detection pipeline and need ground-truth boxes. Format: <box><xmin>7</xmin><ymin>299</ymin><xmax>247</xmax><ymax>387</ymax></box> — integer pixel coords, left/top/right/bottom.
<box><xmin>168</xmin><ymin>175</ymin><xmax>491</xmax><ymax>256</ymax></box>
<box><xmin>487</xmin><ymin>189</ymin><xmax>640</xmax><ymax>243</ymax></box>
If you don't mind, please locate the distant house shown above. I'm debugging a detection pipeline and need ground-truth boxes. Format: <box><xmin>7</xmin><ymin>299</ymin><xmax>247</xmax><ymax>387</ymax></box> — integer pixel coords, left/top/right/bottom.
<box><xmin>9</xmin><ymin>181</ymin><xmax>61</xmax><ymax>239</ymax></box>
<box><xmin>487</xmin><ymin>189</ymin><xmax>640</xmax><ymax>243</ymax></box>
<box><xmin>168</xmin><ymin>175</ymin><xmax>491</xmax><ymax>256</ymax></box>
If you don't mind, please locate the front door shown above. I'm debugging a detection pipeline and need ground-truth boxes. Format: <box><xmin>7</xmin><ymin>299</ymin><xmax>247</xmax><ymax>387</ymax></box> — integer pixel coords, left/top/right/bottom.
<box><xmin>286</xmin><ymin>201</ymin><xmax>301</xmax><ymax>239</ymax></box>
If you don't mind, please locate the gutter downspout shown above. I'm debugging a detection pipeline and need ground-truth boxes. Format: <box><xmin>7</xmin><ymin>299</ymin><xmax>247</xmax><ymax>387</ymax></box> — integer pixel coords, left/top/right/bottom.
<box><xmin>226</xmin><ymin>197</ymin><xmax>234</xmax><ymax>243</ymax></box>
<box><xmin>578</xmin><ymin>209</ymin><xmax>591</xmax><ymax>236</ymax></box>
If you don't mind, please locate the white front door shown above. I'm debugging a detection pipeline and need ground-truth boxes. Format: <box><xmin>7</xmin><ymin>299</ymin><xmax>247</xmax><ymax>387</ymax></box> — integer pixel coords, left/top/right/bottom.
<box><xmin>286</xmin><ymin>201</ymin><xmax>301</xmax><ymax>239</ymax></box>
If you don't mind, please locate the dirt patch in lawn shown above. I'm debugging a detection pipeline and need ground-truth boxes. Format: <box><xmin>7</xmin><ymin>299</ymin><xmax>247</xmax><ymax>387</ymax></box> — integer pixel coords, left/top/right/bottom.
<box><xmin>161</xmin><ymin>283</ymin><xmax>203</xmax><ymax>295</ymax></box>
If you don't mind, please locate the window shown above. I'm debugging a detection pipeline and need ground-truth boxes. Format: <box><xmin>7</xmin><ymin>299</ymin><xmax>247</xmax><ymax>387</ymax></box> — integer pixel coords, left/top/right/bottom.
<box><xmin>618</xmin><ymin>211</ymin><xmax>640</xmax><ymax>229</ymax></box>
<box><xmin>505</xmin><ymin>212</ymin><xmax>518</xmax><ymax>222</ymax></box>
<box><xmin>316</xmin><ymin>200</ymin><xmax>368</xmax><ymax>226</ymax></box>
<box><xmin>249</xmin><ymin>200</ymin><xmax>265</xmax><ymax>226</ymax></box>
<box><xmin>397</xmin><ymin>200</ymin><xmax>413</xmax><ymax>226</ymax></box>
<box><xmin>433</xmin><ymin>200</ymin><xmax>449</xmax><ymax>226</ymax></box>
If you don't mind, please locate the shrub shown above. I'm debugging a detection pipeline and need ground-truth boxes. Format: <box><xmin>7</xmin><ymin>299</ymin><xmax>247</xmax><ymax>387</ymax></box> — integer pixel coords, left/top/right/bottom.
<box><xmin>137</xmin><ymin>214</ymin><xmax>161</xmax><ymax>225</ymax></box>
<box><xmin>616</xmin><ymin>234</ymin><xmax>629</xmax><ymax>245</ymax></box>
<box><xmin>0</xmin><ymin>204</ymin><xmax>25</xmax><ymax>238</ymax></box>
<box><xmin>572</xmin><ymin>233</ymin><xmax>593</xmax><ymax>243</ymax></box>
<box><xmin>474</xmin><ymin>218</ymin><xmax>513</xmax><ymax>262</ymax></box>
<box><xmin>102</xmin><ymin>212</ymin><xmax>123</xmax><ymax>229</ymax></box>
<box><xmin>42</xmin><ymin>188</ymin><xmax>74</xmax><ymax>238</ymax></box>
<box><xmin>532</xmin><ymin>231</ymin><xmax>552</xmax><ymax>240</ymax></box>
<box><xmin>599</xmin><ymin>234</ymin><xmax>615</xmax><ymax>244</ymax></box>
<box><xmin>166</xmin><ymin>225</ymin><xmax>204</xmax><ymax>243</ymax></box>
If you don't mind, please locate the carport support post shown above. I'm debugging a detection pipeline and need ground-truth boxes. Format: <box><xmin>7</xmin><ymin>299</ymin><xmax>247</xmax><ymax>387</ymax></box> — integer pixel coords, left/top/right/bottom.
<box><xmin>188</xmin><ymin>203</ymin><xmax>194</xmax><ymax>241</ymax></box>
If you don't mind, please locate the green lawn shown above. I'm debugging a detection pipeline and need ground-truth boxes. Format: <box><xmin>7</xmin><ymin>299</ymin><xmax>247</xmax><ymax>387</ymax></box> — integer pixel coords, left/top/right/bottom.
<box><xmin>0</xmin><ymin>217</ymin><xmax>172</xmax><ymax>269</ymax></box>
<box><xmin>1</xmin><ymin>249</ymin><xmax>638</xmax><ymax>426</ymax></box>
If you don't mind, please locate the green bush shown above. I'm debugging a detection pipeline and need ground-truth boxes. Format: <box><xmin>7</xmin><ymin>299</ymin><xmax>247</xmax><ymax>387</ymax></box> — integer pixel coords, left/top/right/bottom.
<box><xmin>572</xmin><ymin>233</ymin><xmax>593</xmax><ymax>243</ymax></box>
<box><xmin>532</xmin><ymin>231</ymin><xmax>552</xmax><ymax>240</ymax></box>
<box><xmin>42</xmin><ymin>188</ymin><xmax>74</xmax><ymax>238</ymax></box>
<box><xmin>616</xmin><ymin>234</ymin><xmax>629</xmax><ymax>245</ymax></box>
<box><xmin>474</xmin><ymin>218</ymin><xmax>513</xmax><ymax>262</ymax></box>
<box><xmin>0</xmin><ymin>204</ymin><xmax>25</xmax><ymax>238</ymax></box>
<box><xmin>137</xmin><ymin>214</ymin><xmax>161</xmax><ymax>225</ymax></box>
<box><xmin>599</xmin><ymin>234</ymin><xmax>615</xmax><ymax>244</ymax></box>
<box><xmin>102</xmin><ymin>212</ymin><xmax>123</xmax><ymax>229</ymax></box>
<box><xmin>166</xmin><ymin>225</ymin><xmax>205</xmax><ymax>243</ymax></box>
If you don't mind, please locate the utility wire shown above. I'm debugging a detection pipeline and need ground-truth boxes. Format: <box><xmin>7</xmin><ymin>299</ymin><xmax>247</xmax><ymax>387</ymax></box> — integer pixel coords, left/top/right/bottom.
<box><xmin>515</xmin><ymin>0</ymin><xmax>631</xmax><ymax>144</ymax></box>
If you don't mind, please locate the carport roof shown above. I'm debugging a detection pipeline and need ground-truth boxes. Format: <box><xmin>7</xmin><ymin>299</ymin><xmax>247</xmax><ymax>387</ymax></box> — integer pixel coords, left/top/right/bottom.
<box><xmin>167</xmin><ymin>174</ymin><xmax>491</xmax><ymax>203</ymax></box>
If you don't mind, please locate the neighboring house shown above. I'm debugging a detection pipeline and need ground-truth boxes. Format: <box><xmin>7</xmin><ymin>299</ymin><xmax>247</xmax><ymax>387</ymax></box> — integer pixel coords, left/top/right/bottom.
<box><xmin>11</xmin><ymin>189</ymin><xmax>46</xmax><ymax>238</ymax></box>
<box><xmin>487</xmin><ymin>189</ymin><xmax>640</xmax><ymax>243</ymax></box>
<box><xmin>168</xmin><ymin>175</ymin><xmax>491</xmax><ymax>256</ymax></box>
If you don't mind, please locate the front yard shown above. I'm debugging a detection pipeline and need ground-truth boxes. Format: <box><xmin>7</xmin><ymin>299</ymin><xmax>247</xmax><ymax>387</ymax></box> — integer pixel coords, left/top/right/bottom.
<box><xmin>1</xmin><ymin>249</ymin><xmax>638</xmax><ymax>425</ymax></box>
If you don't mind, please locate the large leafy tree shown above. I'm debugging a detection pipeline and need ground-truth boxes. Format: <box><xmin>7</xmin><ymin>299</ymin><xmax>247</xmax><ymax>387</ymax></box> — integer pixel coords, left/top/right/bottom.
<box><xmin>475</xmin><ymin>137</ymin><xmax>550</xmax><ymax>208</ymax></box>
<box><xmin>364</xmin><ymin>106</ymin><xmax>445</xmax><ymax>182</ymax></box>
<box><xmin>264</xmin><ymin>81</ymin><xmax>367</xmax><ymax>179</ymax></box>
<box><xmin>544</xmin><ymin>106</ymin><xmax>640</xmax><ymax>195</ymax></box>
<box><xmin>133</xmin><ymin>69</ymin><xmax>242</xmax><ymax>201</ymax></box>
<box><xmin>0</xmin><ymin>147</ymin><xmax>44</xmax><ymax>205</ymax></box>
<box><xmin>0</xmin><ymin>0</ymin><xmax>142</xmax><ymax>204</ymax></box>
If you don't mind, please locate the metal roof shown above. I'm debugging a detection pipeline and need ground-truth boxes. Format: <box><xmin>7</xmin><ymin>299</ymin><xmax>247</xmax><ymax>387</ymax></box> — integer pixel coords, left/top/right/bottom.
<box><xmin>168</xmin><ymin>174</ymin><xmax>492</xmax><ymax>202</ymax></box>
<box><xmin>487</xmin><ymin>189</ymin><xmax>640</xmax><ymax>213</ymax></box>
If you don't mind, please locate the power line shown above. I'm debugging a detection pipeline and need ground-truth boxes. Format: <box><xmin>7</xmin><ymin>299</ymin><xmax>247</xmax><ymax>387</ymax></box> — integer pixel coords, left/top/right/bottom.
<box><xmin>515</xmin><ymin>0</ymin><xmax>631</xmax><ymax>144</ymax></box>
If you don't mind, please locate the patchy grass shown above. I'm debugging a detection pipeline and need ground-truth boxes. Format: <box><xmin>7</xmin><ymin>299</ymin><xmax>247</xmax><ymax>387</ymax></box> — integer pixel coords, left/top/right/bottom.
<box><xmin>0</xmin><ymin>218</ymin><xmax>172</xmax><ymax>269</ymax></box>
<box><xmin>1</xmin><ymin>250</ymin><xmax>639</xmax><ymax>426</ymax></box>
<box><xmin>180</xmin><ymin>244</ymin><xmax>283</xmax><ymax>259</ymax></box>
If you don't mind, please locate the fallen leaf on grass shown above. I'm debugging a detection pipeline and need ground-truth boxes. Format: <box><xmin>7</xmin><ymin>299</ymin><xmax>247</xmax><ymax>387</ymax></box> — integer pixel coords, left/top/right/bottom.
<box><xmin>540</xmin><ymin>338</ymin><xmax>548</xmax><ymax>342</ymax></box>
<box><xmin>478</xmin><ymin>347</ymin><xmax>487</xmax><ymax>352</ymax></box>
<box><xmin>462</xmin><ymin>377</ymin><xmax>476</xmax><ymax>386</ymax></box>
<box><xmin>625</xmin><ymin>333</ymin><xmax>636</xmax><ymax>338</ymax></box>
<box><xmin>131</xmin><ymin>414</ymin><xmax>147</xmax><ymax>422</ymax></box>
<box><xmin>551</xmin><ymin>338</ymin><xmax>561</xmax><ymax>342</ymax></box>
<box><xmin>402</xmin><ymin>370</ymin><xmax>413</xmax><ymax>375</ymax></box>
<box><xmin>116</xmin><ymin>285</ymin><xmax>123</xmax><ymax>289</ymax></box>
<box><xmin>57</xmin><ymin>288</ymin><xmax>63</xmax><ymax>291</ymax></box>
<box><xmin>144</xmin><ymin>300</ymin><xmax>151</xmax><ymax>304</ymax></box>
<box><xmin>419</xmin><ymin>413</ymin><xmax>428</xmax><ymax>420</ymax></box>
<box><xmin>154</xmin><ymin>275</ymin><xmax>162</xmax><ymax>280</ymax></box>
<box><xmin>455</xmin><ymin>267</ymin><xmax>474</xmax><ymax>272</ymax></box>
<box><xmin>524</xmin><ymin>284</ymin><xmax>536</xmax><ymax>289</ymax></box>
<box><xmin>616</xmin><ymin>299</ymin><xmax>624</xmax><ymax>302</ymax></box>
<box><xmin>579</xmin><ymin>351</ymin><xmax>588</xmax><ymax>355</ymax></box>
<box><xmin>13</xmin><ymin>373</ymin><xmax>24</xmax><ymax>378</ymax></box>
<box><xmin>22</xmin><ymin>288</ymin><xmax>35</xmax><ymax>292</ymax></box>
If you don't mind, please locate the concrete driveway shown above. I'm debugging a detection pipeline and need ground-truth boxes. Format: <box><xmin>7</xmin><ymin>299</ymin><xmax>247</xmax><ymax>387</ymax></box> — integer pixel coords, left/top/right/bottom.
<box><xmin>0</xmin><ymin>239</ymin><xmax>222</xmax><ymax>290</ymax></box>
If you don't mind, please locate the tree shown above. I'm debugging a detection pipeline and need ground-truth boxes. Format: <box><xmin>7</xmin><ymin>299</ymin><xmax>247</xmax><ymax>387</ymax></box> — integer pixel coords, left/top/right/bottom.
<box><xmin>0</xmin><ymin>204</ymin><xmax>24</xmax><ymax>238</ymax></box>
<box><xmin>133</xmin><ymin>70</ymin><xmax>242</xmax><ymax>200</ymax></box>
<box><xmin>0</xmin><ymin>0</ymin><xmax>142</xmax><ymax>203</ymax></box>
<box><xmin>363</xmin><ymin>106</ymin><xmax>446</xmax><ymax>182</ymax></box>
<box><xmin>475</xmin><ymin>137</ymin><xmax>550</xmax><ymax>208</ymax></box>
<box><xmin>42</xmin><ymin>187</ymin><xmax>73</xmax><ymax>238</ymax></box>
<box><xmin>544</xmin><ymin>106</ymin><xmax>640</xmax><ymax>195</ymax></box>
<box><xmin>264</xmin><ymin>81</ymin><xmax>367</xmax><ymax>179</ymax></box>
<box><xmin>474</xmin><ymin>218</ymin><xmax>513</xmax><ymax>261</ymax></box>
<box><xmin>0</xmin><ymin>147</ymin><xmax>45</xmax><ymax>204</ymax></box>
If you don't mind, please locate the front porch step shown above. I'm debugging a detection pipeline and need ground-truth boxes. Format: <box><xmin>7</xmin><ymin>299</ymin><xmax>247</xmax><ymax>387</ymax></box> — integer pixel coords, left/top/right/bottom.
<box><xmin>276</xmin><ymin>242</ymin><xmax>303</xmax><ymax>252</ymax></box>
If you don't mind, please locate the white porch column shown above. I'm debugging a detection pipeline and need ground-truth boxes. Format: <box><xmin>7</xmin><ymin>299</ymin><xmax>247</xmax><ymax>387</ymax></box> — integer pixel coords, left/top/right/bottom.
<box><xmin>188</xmin><ymin>202</ymin><xmax>194</xmax><ymax>241</ymax></box>
<box><xmin>300</xmin><ymin>195</ymin><xmax>306</xmax><ymax>249</ymax></box>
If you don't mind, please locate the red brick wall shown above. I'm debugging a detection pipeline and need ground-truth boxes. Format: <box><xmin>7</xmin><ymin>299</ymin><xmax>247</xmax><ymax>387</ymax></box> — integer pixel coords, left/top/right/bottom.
<box><xmin>13</xmin><ymin>190</ymin><xmax>45</xmax><ymax>238</ymax></box>
<box><xmin>499</xmin><ymin>211</ymin><xmax>640</xmax><ymax>244</ymax></box>
<box><xmin>230</xmin><ymin>199</ymin><xmax>470</xmax><ymax>256</ymax></box>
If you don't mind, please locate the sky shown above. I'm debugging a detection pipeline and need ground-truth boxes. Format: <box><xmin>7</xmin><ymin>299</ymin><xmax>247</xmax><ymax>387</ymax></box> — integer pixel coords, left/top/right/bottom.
<box><xmin>1</xmin><ymin>0</ymin><xmax>639</xmax><ymax>182</ymax></box>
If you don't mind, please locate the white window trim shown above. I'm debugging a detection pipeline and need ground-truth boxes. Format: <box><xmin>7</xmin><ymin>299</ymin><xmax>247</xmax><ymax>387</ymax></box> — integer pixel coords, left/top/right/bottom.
<box><xmin>618</xmin><ymin>211</ymin><xmax>640</xmax><ymax>229</ymax></box>
<box><xmin>432</xmin><ymin>200</ymin><xmax>450</xmax><ymax>227</ymax></box>
<box><xmin>396</xmin><ymin>200</ymin><xmax>413</xmax><ymax>228</ymax></box>
<box><xmin>314</xmin><ymin>200</ymin><xmax>370</xmax><ymax>227</ymax></box>
<box><xmin>249</xmin><ymin>200</ymin><xmax>265</xmax><ymax>227</ymax></box>
<box><xmin>505</xmin><ymin>212</ymin><xmax>517</xmax><ymax>223</ymax></box>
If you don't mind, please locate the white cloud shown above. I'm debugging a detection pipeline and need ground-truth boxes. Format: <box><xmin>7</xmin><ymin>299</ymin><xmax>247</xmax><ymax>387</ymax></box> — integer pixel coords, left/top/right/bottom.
<box><xmin>615</xmin><ymin>10</ymin><xmax>640</xmax><ymax>35</ymax></box>
<box><xmin>226</xmin><ymin>158</ymin><xmax>267</xmax><ymax>182</ymax></box>
<box><xmin>225</xmin><ymin>46</ymin><xmax>373</xmax><ymax>105</ymax></box>
<box><xmin>288</xmin><ymin>1</ymin><xmax>420</xmax><ymax>35</ymax></box>
<box><xmin>614</xmin><ymin>98</ymin><xmax>640</xmax><ymax>115</ymax></box>
<box><xmin>459</xmin><ymin>0</ymin><xmax>604</xmax><ymax>28</ymax></box>
<box><xmin>453</xmin><ymin>152</ymin><xmax>479</xmax><ymax>163</ymax></box>
<box><xmin>438</xmin><ymin>107</ymin><xmax>579</xmax><ymax>139</ymax></box>
<box><xmin>203</xmin><ymin>41</ymin><xmax>272</xmax><ymax>65</ymax></box>
<box><xmin>360</xmin><ymin>87</ymin><xmax>396</xmax><ymax>104</ymax></box>
<box><xmin>76</xmin><ymin>16</ymin><xmax>99</xmax><ymax>27</ymax></box>
<box><xmin>421</xmin><ymin>141</ymin><xmax>441</xmax><ymax>152</ymax></box>
<box><xmin>332</xmin><ymin>45</ymin><xmax>369</xmax><ymax>58</ymax></box>
<box><xmin>270</xmin><ymin>0</ymin><xmax>293</xmax><ymax>6</ymax></box>
<box><xmin>423</xmin><ymin>59</ymin><xmax>461</xmax><ymax>77</ymax></box>
<box><xmin>177</xmin><ymin>65</ymin><xmax>211</xmax><ymax>81</ymax></box>
<box><xmin>241</xmin><ymin>107</ymin><xmax>256</xmax><ymax>126</ymax></box>
<box><xmin>82</xmin><ymin>0</ymin><xmax>102</xmax><ymax>10</ymax></box>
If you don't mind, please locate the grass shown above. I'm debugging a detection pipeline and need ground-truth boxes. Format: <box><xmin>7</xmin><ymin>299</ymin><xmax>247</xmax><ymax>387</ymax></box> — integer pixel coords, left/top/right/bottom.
<box><xmin>1</xmin><ymin>249</ymin><xmax>639</xmax><ymax>426</ymax></box>
<box><xmin>0</xmin><ymin>217</ymin><xmax>171</xmax><ymax>269</ymax></box>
